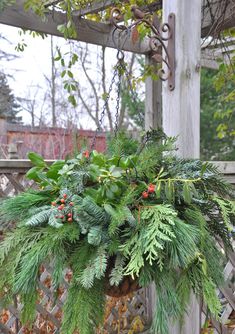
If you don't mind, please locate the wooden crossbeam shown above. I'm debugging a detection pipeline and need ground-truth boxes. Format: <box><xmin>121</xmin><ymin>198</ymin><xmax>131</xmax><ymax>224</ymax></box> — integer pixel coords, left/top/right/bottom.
<box><xmin>73</xmin><ymin>0</ymin><xmax>118</xmax><ymax>16</ymax></box>
<box><xmin>0</xmin><ymin>1</ymin><xmax>151</xmax><ymax>54</ymax></box>
<box><xmin>201</xmin><ymin>0</ymin><xmax>235</xmax><ymax>37</ymax></box>
<box><xmin>201</xmin><ymin>48</ymin><xmax>234</xmax><ymax>69</ymax></box>
<box><xmin>0</xmin><ymin>1</ymin><xmax>234</xmax><ymax>55</ymax></box>
<box><xmin>44</xmin><ymin>0</ymin><xmax>116</xmax><ymax>14</ymax></box>
<box><xmin>73</xmin><ymin>0</ymin><xmax>162</xmax><ymax>17</ymax></box>
<box><xmin>44</xmin><ymin>0</ymin><xmax>62</xmax><ymax>8</ymax></box>
<box><xmin>203</xmin><ymin>36</ymin><xmax>235</xmax><ymax>50</ymax></box>
<box><xmin>0</xmin><ymin>1</ymin><xmax>150</xmax><ymax>54</ymax></box>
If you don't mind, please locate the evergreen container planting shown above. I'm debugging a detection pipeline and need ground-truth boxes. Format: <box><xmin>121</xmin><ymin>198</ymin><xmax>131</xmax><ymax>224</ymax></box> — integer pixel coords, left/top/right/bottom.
<box><xmin>0</xmin><ymin>131</ymin><xmax>234</xmax><ymax>334</ymax></box>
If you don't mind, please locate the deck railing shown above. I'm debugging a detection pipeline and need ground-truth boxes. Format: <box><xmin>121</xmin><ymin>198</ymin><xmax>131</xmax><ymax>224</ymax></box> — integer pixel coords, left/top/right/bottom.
<box><xmin>0</xmin><ymin>160</ymin><xmax>234</xmax><ymax>334</ymax></box>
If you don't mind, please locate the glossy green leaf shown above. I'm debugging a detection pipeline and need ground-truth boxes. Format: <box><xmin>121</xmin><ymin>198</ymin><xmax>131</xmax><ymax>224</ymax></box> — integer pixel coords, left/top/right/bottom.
<box><xmin>28</xmin><ymin>152</ymin><xmax>47</xmax><ymax>167</ymax></box>
<box><xmin>26</xmin><ymin>166</ymin><xmax>42</xmax><ymax>181</ymax></box>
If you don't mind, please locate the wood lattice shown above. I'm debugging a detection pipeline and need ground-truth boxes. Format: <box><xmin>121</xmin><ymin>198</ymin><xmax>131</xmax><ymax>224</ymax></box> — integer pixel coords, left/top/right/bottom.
<box><xmin>0</xmin><ymin>162</ymin><xmax>234</xmax><ymax>334</ymax></box>
<box><xmin>201</xmin><ymin>242</ymin><xmax>235</xmax><ymax>334</ymax></box>
<box><xmin>0</xmin><ymin>166</ymin><xmax>151</xmax><ymax>334</ymax></box>
<box><xmin>0</xmin><ymin>264</ymin><xmax>150</xmax><ymax>334</ymax></box>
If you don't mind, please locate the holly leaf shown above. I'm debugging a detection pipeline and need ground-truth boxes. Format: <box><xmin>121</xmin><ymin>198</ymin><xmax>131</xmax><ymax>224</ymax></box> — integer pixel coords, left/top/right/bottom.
<box><xmin>46</xmin><ymin>160</ymin><xmax>65</xmax><ymax>180</ymax></box>
<box><xmin>28</xmin><ymin>152</ymin><xmax>47</xmax><ymax>167</ymax></box>
<box><xmin>26</xmin><ymin>166</ymin><xmax>42</xmax><ymax>181</ymax></box>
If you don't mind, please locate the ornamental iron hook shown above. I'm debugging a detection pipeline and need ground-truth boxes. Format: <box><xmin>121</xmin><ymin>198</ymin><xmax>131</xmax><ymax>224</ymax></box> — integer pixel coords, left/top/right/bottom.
<box><xmin>110</xmin><ymin>6</ymin><xmax>176</xmax><ymax>91</ymax></box>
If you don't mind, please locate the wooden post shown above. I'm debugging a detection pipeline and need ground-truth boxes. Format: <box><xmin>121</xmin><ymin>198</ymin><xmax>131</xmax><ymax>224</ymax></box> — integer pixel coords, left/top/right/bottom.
<box><xmin>162</xmin><ymin>0</ymin><xmax>202</xmax><ymax>333</ymax></box>
<box><xmin>8</xmin><ymin>144</ymin><xmax>19</xmax><ymax>159</ymax></box>
<box><xmin>144</xmin><ymin>56</ymin><xmax>162</xmax><ymax>330</ymax></box>
<box><xmin>0</xmin><ymin>117</ymin><xmax>7</xmax><ymax>159</ymax></box>
<box><xmin>0</xmin><ymin>117</ymin><xmax>7</xmax><ymax>144</ymax></box>
<box><xmin>163</xmin><ymin>0</ymin><xmax>201</xmax><ymax>159</ymax></box>
<box><xmin>145</xmin><ymin>56</ymin><xmax>162</xmax><ymax>130</ymax></box>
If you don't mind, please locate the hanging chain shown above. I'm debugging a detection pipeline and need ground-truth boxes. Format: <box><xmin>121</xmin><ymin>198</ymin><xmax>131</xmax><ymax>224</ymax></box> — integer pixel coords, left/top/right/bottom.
<box><xmin>90</xmin><ymin>50</ymin><xmax>124</xmax><ymax>150</ymax></box>
<box><xmin>114</xmin><ymin>50</ymin><xmax>125</xmax><ymax>137</ymax></box>
<box><xmin>90</xmin><ymin>66</ymin><xmax>118</xmax><ymax>150</ymax></box>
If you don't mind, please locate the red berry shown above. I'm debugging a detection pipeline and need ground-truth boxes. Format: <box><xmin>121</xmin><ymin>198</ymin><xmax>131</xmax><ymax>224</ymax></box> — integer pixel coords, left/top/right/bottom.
<box><xmin>58</xmin><ymin>206</ymin><xmax>63</xmax><ymax>210</ymax></box>
<box><xmin>69</xmin><ymin>202</ymin><xmax>74</xmax><ymax>206</ymax></box>
<box><xmin>68</xmin><ymin>217</ymin><xmax>73</xmax><ymax>223</ymax></box>
<box><xmin>60</xmin><ymin>198</ymin><xmax>65</xmax><ymax>203</ymax></box>
<box><xmin>60</xmin><ymin>215</ymin><xmax>64</xmax><ymax>219</ymax></box>
<box><xmin>148</xmin><ymin>184</ymin><xmax>155</xmax><ymax>193</ymax></box>
<box><xmin>67</xmin><ymin>213</ymin><xmax>72</xmax><ymax>217</ymax></box>
<box><xmin>83</xmin><ymin>150</ymin><xmax>90</xmax><ymax>158</ymax></box>
<box><xmin>63</xmin><ymin>194</ymin><xmax>67</xmax><ymax>199</ymax></box>
<box><xmin>51</xmin><ymin>202</ymin><xmax>56</xmax><ymax>206</ymax></box>
<box><xmin>55</xmin><ymin>215</ymin><xmax>59</xmax><ymax>218</ymax></box>
<box><xmin>142</xmin><ymin>191</ymin><xmax>149</xmax><ymax>199</ymax></box>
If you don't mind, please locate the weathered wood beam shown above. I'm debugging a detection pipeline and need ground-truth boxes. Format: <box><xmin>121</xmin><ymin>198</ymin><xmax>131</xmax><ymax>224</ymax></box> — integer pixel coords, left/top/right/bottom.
<box><xmin>0</xmin><ymin>2</ymin><xmax>151</xmax><ymax>54</ymax></box>
<box><xmin>74</xmin><ymin>0</ymin><xmax>235</xmax><ymax>42</ymax></box>
<box><xmin>202</xmin><ymin>36</ymin><xmax>235</xmax><ymax>49</ymax></box>
<box><xmin>163</xmin><ymin>4</ymin><xmax>202</xmax><ymax>334</ymax></box>
<box><xmin>202</xmin><ymin>304</ymin><xmax>229</xmax><ymax>334</ymax></box>
<box><xmin>201</xmin><ymin>49</ymin><xmax>232</xmax><ymax>69</ymax></box>
<box><xmin>72</xmin><ymin>0</ymin><xmax>162</xmax><ymax>17</ymax></box>
<box><xmin>201</xmin><ymin>57</ymin><xmax>219</xmax><ymax>69</ymax></box>
<box><xmin>220</xmin><ymin>286</ymin><xmax>235</xmax><ymax>310</ymax></box>
<box><xmin>201</xmin><ymin>0</ymin><xmax>235</xmax><ymax>37</ymax></box>
<box><xmin>145</xmin><ymin>56</ymin><xmax>162</xmax><ymax>130</ymax></box>
<box><xmin>44</xmin><ymin>0</ymin><xmax>61</xmax><ymax>8</ymax></box>
<box><xmin>163</xmin><ymin>0</ymin><xmax>201</xmax><ymax>159</ymax></box>
<box><xmin>73</xmin><ymin>0</ymin><xmax>118</xmax><ymax>16</ymax></box>
<box><xmin>214</xmin><ymin>161</ymin><xmax>235</xmax><ymax>174</ymax></box>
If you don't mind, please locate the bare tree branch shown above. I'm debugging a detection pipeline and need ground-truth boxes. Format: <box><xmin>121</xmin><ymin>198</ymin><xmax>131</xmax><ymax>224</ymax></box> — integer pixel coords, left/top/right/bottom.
<box><xmin>77</xmin><ymin>86</ymin><xmax>99</xmax><ymax>127</ymax></box>
<box><xmin>79</xmin><ymin>44</ymin><xmax>100</xmax><ymax>125</ymax></box>
<box><xmin>119</xmin><ymin>53</ymin><xmax>136</xmax><ymax>128</ymax></box>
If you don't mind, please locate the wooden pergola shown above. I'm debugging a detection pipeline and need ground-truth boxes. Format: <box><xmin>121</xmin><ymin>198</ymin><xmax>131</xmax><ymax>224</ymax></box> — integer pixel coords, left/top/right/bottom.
<box><xmin>1</xmin><ymin>0</ymin><xmax>234</xmax><ymax>156</ymax></box>
<box><xmin>0</xmin><ymin>1</ymin><xmax>234</xmax><ymax>333</ymax></box>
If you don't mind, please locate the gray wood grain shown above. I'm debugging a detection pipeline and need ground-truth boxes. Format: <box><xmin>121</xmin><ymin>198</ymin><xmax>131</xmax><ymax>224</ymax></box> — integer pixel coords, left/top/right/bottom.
<box><xmin>0</xmin><ymin>1</ymin><xmax>151</xmax><ymax>54</ymax></box>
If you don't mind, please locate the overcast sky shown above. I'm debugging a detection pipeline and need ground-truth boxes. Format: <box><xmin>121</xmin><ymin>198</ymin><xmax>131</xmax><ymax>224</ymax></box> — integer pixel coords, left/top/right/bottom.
<box><xmin>0</xmin><ymin>23</ymin><xmax>116</xmax><ymax>128</ymax></box>
<box><xmin>0</xmin><ymin>22</ymin><xmax>143</xmax><ymax>130</ymax></box>
<box><xmin>1</xmin><ymin>25</ymin><xmax>52</xmax><ymax>92</ymax></box>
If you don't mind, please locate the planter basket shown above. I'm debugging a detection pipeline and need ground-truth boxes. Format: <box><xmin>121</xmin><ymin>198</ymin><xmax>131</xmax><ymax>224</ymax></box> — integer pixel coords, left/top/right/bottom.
<box><xmin>105</xmin><ymin>276</ymin><xmax>140</xmax><ymax>298</ymax></box>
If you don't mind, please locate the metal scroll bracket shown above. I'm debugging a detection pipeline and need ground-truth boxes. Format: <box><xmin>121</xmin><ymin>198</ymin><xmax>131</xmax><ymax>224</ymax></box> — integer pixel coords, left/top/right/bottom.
<box><xmin>150</xmin><ymin>13</ymin><xmax>176</xmax><ymax>91</ymax></box>
<box><xmin>110</xmin><ymin>7</ymin><xmax>176</xmax><ymax>91</ymax></box>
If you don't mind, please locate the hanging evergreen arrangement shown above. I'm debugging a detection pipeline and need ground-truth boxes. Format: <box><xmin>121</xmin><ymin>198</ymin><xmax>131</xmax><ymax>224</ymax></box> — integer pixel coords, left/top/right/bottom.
<box><xmin>0</xmin><ymin>130</ymin><xmax>234</xmax><ymax>334</ymax></box>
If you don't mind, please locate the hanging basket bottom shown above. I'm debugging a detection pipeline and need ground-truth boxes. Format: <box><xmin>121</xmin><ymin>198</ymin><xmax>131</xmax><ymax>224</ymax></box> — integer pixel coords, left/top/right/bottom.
<box><xmin>105</xmin><ymin>276</ymin><xmax>140</xmax><ymax>298</ymax></box>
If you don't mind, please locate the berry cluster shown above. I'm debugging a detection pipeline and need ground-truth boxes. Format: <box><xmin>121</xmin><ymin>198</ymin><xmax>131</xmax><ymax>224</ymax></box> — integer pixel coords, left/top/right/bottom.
<box><xmin>83</xmin><ymin>150</ymin><xmax>90</xmax><ymax>159</ymax></box>
<box><xmin>51</xmin><ymin>193</ymin><xmax>74</xmax><ymax>223</ymax></box>
<box><xmin>142</xmin><ymin>183</ymin><xmax>155</xmax><ymax>199</ymax></box>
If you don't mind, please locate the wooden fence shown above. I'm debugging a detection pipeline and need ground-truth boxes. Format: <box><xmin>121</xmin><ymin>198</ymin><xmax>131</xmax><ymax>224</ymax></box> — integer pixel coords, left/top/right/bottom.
<box><xmin>0</xmin><ymin>160</ymin><xmax>234</xmax><ymax>334</ymax></box>
<box><xmin>0</xmin><ymin>118</ymin><xmax>106</xmax><ymax>160</ymax></box>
